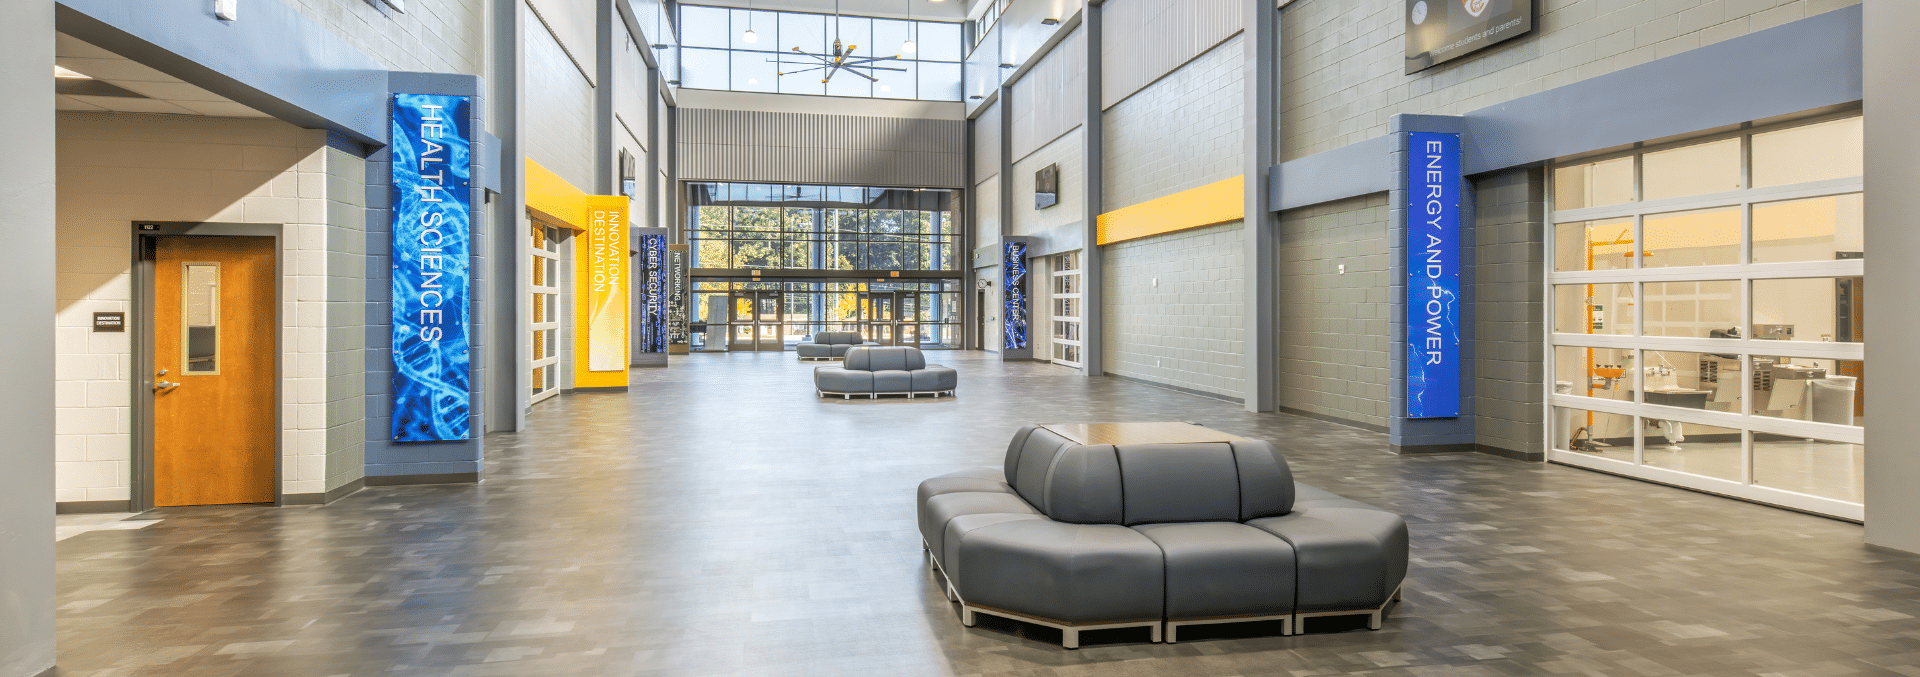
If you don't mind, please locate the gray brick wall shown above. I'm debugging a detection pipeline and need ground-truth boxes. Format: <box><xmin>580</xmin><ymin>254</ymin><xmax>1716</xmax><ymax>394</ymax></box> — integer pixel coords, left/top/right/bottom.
<box><xmin>1102</xmin><ymin>222</ymin><xmax>1245</xmax><ymax>400</ymax></box>
<box><xmin>1009</xmin><ymin>127</ymin><xmax>1084</xmax><ymax>238</ymax></box>
<box><xmin>1279</xmin><ymin>0</ymin><xmax>1861</xmax><ymax>161</ymax></box>
<box><xmin>1277</xmin><ymin>193</ymin><xmax>1391</xmax><ymax>429</ymax></box>
<box><xmin>1102</xmin><ymin>33</ymin><xmax>1245</xmax><ymax>210</ymax></box>
<box><xmin>1473</xmin><ymin>167</ymin><xmax>1546</xmax><ymax>459</ymax></box>
<box><xmin>324</xmin><ymin>148</ymin><xmax>368</xmax><ymax>492</ymax></box>
<box><xmin>525</xmin><ymin>16</ymin><xmax>596</xmax><ymax>192</ymax></box>
<box><xmin>284</xmin><ymin>0</ymin><xmax>485</xmax><ymax>76</ymax></box>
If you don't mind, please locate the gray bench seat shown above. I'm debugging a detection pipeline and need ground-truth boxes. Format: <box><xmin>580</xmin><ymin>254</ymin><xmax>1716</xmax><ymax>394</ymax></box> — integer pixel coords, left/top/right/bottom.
<box><xmin>796</xmin><ymin>331</ymin><xmax>868</xmax><ymax>360</ymax></box>
<box><xmin>815</xmin><ymin>346</ymin><xmax>957</xmax><ymax>398</ymax></box>
<box><xmin>916</xmin><ymin>425</ymin><xmax>1408</xmax><ymax>647</ymax></box>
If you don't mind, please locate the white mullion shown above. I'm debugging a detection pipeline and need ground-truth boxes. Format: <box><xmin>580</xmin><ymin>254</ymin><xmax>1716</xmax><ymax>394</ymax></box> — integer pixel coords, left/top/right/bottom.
<box><xmin>1551</xmin><ymin>259</ymin><xmax>1862</xmax><ymax>285</ymax></box>
<box><xmin>1551</xmin><ymin>334</ymin><xmax>1863</xmax><ymax>361</ymax></box>
<box><xmin>1552</xmin><ymin>178</ymin><xmax>1863</xmax><ymax>223</ymax></box>
<box><xmin>1549</xmin><ymin>394</ymin><xmax>1864</xmax><ymax>445</ymax></box>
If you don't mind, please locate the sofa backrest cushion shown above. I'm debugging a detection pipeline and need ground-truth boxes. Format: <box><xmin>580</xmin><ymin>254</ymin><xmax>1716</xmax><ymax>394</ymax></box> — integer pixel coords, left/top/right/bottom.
<box><xmin>811</xmin><ymin>331</ymin><xmax>863</xmax><ymax>345</ymax></box>
<box><xmin>1118</xmin><ymin>443</ymin><xmax>1241</xmax><ymax>524</ymax></box>
<box><xmin>1001</xmin><ymin>428</ymin><xmax>1296</xmax><ymax>525</ymax></box>
<box><xmin>844</xmin><ymin>346</ymin><xmax>926</xmax><ymax>371</ymax></box>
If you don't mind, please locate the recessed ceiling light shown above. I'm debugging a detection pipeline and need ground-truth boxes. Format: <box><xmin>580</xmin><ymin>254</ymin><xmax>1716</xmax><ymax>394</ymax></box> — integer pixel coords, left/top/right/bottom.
<box><xmin>1041</xmin><ymin>18</ymin><xmax>1059</xmax><ymax>25</ymax></box>
<box><xmin>54</xmin><ymin>65</ymin><xmax>90</xmax><ymax>79</ymax></box>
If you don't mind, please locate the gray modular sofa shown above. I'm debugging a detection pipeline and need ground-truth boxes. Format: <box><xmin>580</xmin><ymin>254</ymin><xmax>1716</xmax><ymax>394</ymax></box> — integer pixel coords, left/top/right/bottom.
<box><xmin>796</xmin><ymin>331</ymin><xmax>869</xmax><ymax>360</ymax></box>
<box><xmin>814</xmin><ymin>346</ymin><xmax>957</xmax><ymax>398</ymax></box>
<box><xmin>917</xmin><ymin>426</ymin><xmax>1408</xmax><ymax>648</ymax></box>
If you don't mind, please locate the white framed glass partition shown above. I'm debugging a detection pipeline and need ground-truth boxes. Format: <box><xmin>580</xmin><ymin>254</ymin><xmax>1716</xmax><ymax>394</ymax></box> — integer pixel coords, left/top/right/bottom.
<box><xmin>1546</xmin><ymin>114</ymin><xmax>1865</xmax><ymax>520</ymax></box>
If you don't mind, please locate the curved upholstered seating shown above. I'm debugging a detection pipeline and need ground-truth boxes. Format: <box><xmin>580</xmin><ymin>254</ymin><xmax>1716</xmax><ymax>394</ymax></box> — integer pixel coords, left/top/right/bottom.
<box><xmin>796</xmin><ymin>331</ymin><xmax>868</xmax><ymax>360</ymax></box>
<box><xmin>815</xmin><ymin>346</ymin><xmax>957</xmax><ymax>398</ymax></box>
<box><xmin>917</xmin><ymin>425</ymin><xmax>1408</xmax><ymax>648</ymax></box>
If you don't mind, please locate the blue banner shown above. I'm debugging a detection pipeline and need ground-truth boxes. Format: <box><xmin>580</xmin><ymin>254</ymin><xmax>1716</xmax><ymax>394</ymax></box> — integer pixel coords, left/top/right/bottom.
<box><xmin>1406</xmin><ymin>131</ymin><xmax>1461</xmax><ymax>419</ymax></box>
<box><xmin>639</xmin><ymin>234</ymin><xmax>668</xmax><ymax>353</ymax></box>
<box><xmin>391</xmin><ymin>94</ymin><xmax>472</xmax><ymax>441</ymax></box>
<box><xmin>1003</xmin><ymin>241</ymin><xmax>1030</xmax><ymax>350</ymax></box>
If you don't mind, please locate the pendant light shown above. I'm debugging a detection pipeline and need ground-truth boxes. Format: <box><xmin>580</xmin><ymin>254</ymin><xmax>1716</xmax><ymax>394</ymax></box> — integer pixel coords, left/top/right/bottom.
<box><xmin>742</xmin><ymin>0</ymin><xmax>759</xmax><ymax>43</ymax></box>
<box><xmin>901</xmin><ymin>0</ymin><xmax>917</xmax><ymax>54</ymax></box>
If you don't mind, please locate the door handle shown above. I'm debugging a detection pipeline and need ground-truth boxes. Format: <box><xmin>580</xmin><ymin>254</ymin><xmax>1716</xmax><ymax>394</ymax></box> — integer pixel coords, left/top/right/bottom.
<box><xmin>154</xmin><ymin>381</ymin><xmax>180</xmax><ymax>390</ymax></box>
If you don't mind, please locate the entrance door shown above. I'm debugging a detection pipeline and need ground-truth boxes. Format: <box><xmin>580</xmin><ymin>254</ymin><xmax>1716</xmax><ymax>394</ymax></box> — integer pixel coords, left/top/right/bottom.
<box><xmin>152</xmin><ymin>236</ymin><xmax>277</xmax><ymax>507</ymax></box>
<box><xmin>896</xmin><ymin>293</ymin><xmax>921</xmax><ymax>347</ymax></box>
<box><xmin>863</xmin><ymin>292</ymin><xmax>895</xmax><ymax>345</ymax></box>
<box><xmin>728</xmin><ymin>291</ymin><xmax>786</xmax><ymax>351</ymax></box>
<box><xmin>863</xmin><ymin>292</ymin><xmax>920</xmax><ymax>346</ymax></box>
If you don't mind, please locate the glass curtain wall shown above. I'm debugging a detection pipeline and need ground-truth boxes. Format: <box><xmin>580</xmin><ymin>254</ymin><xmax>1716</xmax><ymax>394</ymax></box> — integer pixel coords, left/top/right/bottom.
<box><xmin>1547</xmin><ymin>114</ymin><xmax>1865</xmax><ymax>519</ymax></box>
<box><xmin>679</xmin><ymin>5</ymin><xmax>962</xmax><ymax>100</ymax></box>
<box><xmin>687</xmin><ymin>182</ymin><xmax>962</xmax><ymax>350</ymax></box>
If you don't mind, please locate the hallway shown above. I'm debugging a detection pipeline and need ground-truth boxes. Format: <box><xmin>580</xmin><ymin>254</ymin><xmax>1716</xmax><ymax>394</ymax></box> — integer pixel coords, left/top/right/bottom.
<box><xmin>54</xmin><ymin>352</ymin><xmax>1920</xmax><ymax>676</ymax></box>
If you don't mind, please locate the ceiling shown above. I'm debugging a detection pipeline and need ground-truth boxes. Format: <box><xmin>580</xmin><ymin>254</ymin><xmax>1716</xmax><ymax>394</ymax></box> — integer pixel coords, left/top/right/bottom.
<box><xmin>53</xmin><ymin>32</ymin><xmax>270</xmax><ymax>118</ymax></box>
<box><xmin>687</xmin><ymin>0</ymin><xmax>971</xmax><ymax>22</ymax></box>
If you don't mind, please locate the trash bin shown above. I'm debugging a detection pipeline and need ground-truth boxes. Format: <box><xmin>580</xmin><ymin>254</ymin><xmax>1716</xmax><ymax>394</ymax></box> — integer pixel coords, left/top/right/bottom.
<box><xmin>1809</xmin><ymin>376</ymin><xmax>1857</xmax><ymax>426</ymax></box>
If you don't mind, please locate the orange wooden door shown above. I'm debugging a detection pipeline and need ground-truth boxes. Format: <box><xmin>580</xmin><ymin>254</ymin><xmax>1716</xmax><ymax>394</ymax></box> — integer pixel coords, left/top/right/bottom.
<box><xmin>153</xmin><ymin>236</ymin><xmax>276</xmax><ymax>506</ymax></box>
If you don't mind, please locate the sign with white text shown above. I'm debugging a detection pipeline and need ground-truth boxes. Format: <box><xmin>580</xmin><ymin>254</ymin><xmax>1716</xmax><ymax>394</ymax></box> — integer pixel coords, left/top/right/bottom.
<box><xmin>1405</xmin><ymin>0</ymin><xmax>1532</xmax><ymax>74</ymax></box>
<box><xmin>1406</xmin><ymin>131</ymin><xmax>1461</xmax><ymax>419</ymax></box>
<box><xmin>583</xmin><ymin>196</ymin><xmax>630</xmax><ymax>371</ymax></box>
<box><xmin>391</xmin><ymin>93</ymin><xmax>471</xmax><ymax>442</ymax></box>
<box><xmin>638</xmin><ymin>233</ymin><xmax>668</xmax><ymax>353</ymax></box>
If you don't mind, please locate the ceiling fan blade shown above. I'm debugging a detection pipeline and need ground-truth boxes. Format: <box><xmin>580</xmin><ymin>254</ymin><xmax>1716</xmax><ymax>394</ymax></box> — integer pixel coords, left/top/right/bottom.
<box><xmin>776</xmin><ymin>66</ymin><xmax>828</xmax><ymax>76</ymax></box>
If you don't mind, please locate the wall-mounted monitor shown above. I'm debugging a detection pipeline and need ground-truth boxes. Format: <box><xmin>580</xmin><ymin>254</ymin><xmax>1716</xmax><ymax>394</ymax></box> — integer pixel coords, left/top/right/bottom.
<box><xmin>1404</xmin><ymin>0</ymin><xmax>1533</xmax><ymax>74</ymax></box>
<box><xmin>1035</xmin><ymin>163</ymin><xmax>1059</xmax><ymax>209</ymax></box>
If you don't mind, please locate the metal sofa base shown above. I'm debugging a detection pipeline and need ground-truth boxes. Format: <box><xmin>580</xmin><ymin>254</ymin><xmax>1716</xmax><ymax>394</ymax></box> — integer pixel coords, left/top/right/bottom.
<box><xmin>925</xmin><ymin>543</ymin><xmax>1160</xmax><ymax>649</ymax></box>
<box><xmin>797</xmin><ymin>355</ymin><xmax>840</xmax><ymax>362</ymax></box>
<box><xmin>1292</xmin><ymin>585</ymin><xmax>1403</xmax><ymax>633</ymax></box>
<box><xmin>924</xmin><ymin>540</ymin><xmax>1399</xmax><ymax>647</ymax></box>
<box><xmin>818</xmin><ymin>390</ymin><xmax>955</xmax><ymax>399</ymax></box>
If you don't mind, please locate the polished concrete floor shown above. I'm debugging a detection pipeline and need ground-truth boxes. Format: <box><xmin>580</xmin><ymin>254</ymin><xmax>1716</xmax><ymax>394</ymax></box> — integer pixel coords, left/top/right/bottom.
<box><xmin>53</xmin><ymin>351</ymin><xmax>1920</xmax><ymax>676</ymax></box>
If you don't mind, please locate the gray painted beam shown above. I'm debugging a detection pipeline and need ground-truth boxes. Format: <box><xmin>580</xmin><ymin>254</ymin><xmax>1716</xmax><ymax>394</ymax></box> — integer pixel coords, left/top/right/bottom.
<box><xmin>55</xmin><ymin>0</ymin><xmax>388</xmax><ymax>145</ymax></box>
<box><xmin>1242</xmin><ymin>0</ymin><xmax>1276</xmax><ymax>412</ymax></box>
<box><xmin>1864</xmin><ymin>0</ymin><xmax>1920</xmax><ymax>553</ymax></box>
<box><xmin>1080</xmin><ymin>1</ymin><xmax>1104</xmax><ymax>377</ymax></box>
<box><xmin>1464</xmin><ymin>4</ymin><xmax>1861</xmax><ymax>175</ymax></box>
<box><xmin>0</xmin><ymin>3</ymin><xmax>56</xmax><ymax>675</ymax></box>
<box><xmin>491</xmin><ymin>0</ymin><xmax>529</xmax><ymax>433</ymax></box>
<box><xmin>1268</xmin><ymin>5</ymin><xmax>1864</xmax><ymax>211</ymax></box>
<box><xmin>1271</xmin><ymin>135</ymin><xmax>1393</xmax><ymax>211</ymax></box>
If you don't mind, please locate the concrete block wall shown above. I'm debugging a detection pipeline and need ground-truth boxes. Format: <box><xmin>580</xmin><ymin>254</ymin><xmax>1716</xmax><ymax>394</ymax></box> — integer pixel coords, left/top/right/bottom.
<box><xmin>1009</xmin><ymin>127</ymin><xmax>1084</xmax><ymax>238</ymax></box>
<box><xmin>53</xmin><ymin>112</ymin><xmax>356</xmax><ymax>504</ymax></box>
<box><xmin>322</xmin><ymin>148</ymin><xmax>369</xmax><ymax>492</ymax></box>
<box><xmin>285</xmin><ymin>0</ymin><xmax>486</xmax><ymax>76</ymax></box>
<box><xmin>526</xmin><ymin>14</ymin><xmax>598</xmax><ymax>191</ymax></box>
<box><xmin>1276</xmin><ymin>193</ymin><xmax>1392</xmax><ymax>430</ymax></box>
<box><xmin>1279</xmin><ymin>0</ymin><xmax>1862</xmax><ymax>161</ymax></box>
<box><xmin>1473</xmin><ymin>167</ymin><xmax>1547</xmax><ymax>459</ymax></box>
<box><xmin>1102</xmin><ymin>32</ymin><xmax>1246</xmax><ymax>210</ymax></box>
<box><xmin>1102</xmin><ymin>222</ymin><xmax>1246</xmax><ymax>400</ymax></box>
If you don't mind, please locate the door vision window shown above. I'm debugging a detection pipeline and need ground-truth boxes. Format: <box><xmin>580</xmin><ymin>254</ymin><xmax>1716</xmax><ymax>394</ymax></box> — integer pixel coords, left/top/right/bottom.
<box><xmin>182</xmin><ymin>262</ymin><xmax>221</xmax><ymax>374</ymax></box>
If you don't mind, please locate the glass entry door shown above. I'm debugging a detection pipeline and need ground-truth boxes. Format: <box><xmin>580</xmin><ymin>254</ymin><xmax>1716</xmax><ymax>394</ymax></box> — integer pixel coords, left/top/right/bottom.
<box><xmin>729</xmin><ymin>291</ymin><xmax>786</xmax><ymax>351</ymax></box>
<box><xmin>861</xmin><ymin>292</ymin><xmax>920</xmax><ymax>346</ymax></box>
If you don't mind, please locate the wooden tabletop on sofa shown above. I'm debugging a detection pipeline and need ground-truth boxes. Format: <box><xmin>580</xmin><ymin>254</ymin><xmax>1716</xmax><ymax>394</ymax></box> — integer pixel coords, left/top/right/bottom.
<box><xmin>1038</xmin><ymin>422</ymin><xmax>1243</xmax><ymax>446</ymax></box>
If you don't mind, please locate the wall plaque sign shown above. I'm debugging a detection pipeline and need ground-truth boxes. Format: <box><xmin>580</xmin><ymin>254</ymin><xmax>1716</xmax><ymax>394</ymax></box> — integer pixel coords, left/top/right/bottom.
<box><xmin>390</xmin><ymin>93</ymin><xmax>471</xmax><ymax>442</ymax></box>
<box><xmin>1405</xmin><ymin>131</ymin><xmax>1461</xmax><ymax>418</ymax></box>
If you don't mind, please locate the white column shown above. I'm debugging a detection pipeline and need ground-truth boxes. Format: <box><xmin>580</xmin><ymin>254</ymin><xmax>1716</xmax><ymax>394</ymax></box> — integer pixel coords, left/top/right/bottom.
<box><xmin>0</xmin><ymin>2</ymin><xmax>58</xmax><ymax>674</ymax></box>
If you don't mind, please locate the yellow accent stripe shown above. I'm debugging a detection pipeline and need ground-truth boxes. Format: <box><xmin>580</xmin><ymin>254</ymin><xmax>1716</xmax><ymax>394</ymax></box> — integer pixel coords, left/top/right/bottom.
<box><xmin>525</xmin><ymin>158</ymin><xmax>588</xmax><ymax>231</ymax></box>
<box><xmin>1096</xmin><ymin>176</ymin><xmax>1246</xmax><ymax>245</ymax></box>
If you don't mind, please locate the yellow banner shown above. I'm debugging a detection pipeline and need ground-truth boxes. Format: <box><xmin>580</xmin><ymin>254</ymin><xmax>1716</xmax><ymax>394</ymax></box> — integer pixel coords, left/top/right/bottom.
<box><xmin>579</xmin><ymin>196</ymin><xmax>630</xmax><ymax>377</ymax></box>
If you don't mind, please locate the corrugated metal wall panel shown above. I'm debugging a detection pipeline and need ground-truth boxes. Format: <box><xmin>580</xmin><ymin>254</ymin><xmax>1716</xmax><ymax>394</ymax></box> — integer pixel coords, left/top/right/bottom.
<box><xmin>1100</xmin><ymin>0</ymin><xmax>1242</xmax><ymax>110</ymax></box>
<box><xmin>973</xmin><ymin>100</ymin><xmax>1002</xmax><ymax>182</ymax></box>
<box><xmin>676</xmin><ymin>108</ymin><xmax>966</xmax><ymax>187</ymax></box>
<box><xmin>1010</xmin><ymin>26</ymin><xmax>1087</xmax><ymax>162</ymax></box>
